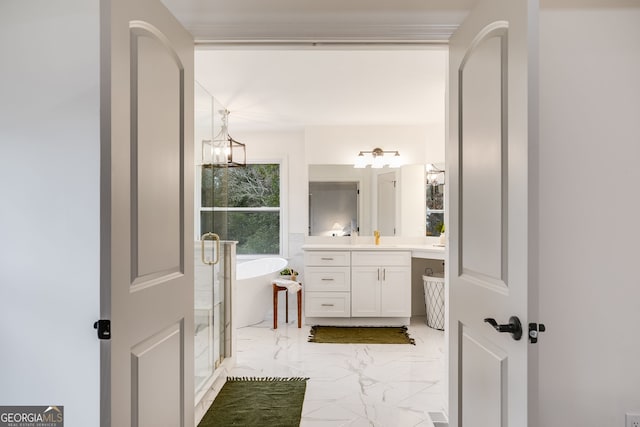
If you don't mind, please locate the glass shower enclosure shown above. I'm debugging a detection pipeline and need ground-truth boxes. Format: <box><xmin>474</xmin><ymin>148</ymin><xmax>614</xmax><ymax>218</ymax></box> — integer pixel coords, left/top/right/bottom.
<box><xmin>194</xmin><ymin>82</ymin><xmax>233</xmax><ymax>398</ymax></box>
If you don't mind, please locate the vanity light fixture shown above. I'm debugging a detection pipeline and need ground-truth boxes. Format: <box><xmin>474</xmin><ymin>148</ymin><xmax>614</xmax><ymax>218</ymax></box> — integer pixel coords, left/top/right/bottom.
<box><xmin>353</xmin><ymin>147</ymin><xmax>401</xmax><ymax>169</ymax></box>
<box><xmin>202</xmin><ymin>109</ymin><xmax>246</xmax><ymax>168</ymax></box>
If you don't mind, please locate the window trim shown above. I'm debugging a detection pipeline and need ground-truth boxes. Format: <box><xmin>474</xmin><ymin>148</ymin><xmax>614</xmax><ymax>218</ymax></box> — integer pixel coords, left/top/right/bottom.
<box><xmin>201</xmin><ymin>207</ymin><xmax>280</xmax><ymax>213</ymax></box>
<box><xmin>196</xmin><ymin>159</ymin><xmax>287</xmax><ymax>258</ymax></box>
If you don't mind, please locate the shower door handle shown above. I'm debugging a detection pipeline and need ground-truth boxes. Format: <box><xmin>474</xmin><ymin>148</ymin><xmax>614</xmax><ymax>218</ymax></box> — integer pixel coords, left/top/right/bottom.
<box><xmin>201</xmin><ymin>232</ymin><xmax>220</xmax><ymax>265</ymax></box>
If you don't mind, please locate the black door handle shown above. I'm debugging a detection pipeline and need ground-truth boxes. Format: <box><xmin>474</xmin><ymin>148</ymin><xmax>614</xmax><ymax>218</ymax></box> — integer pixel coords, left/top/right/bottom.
<box><xmin>484</xmin><ymin>316</ymin><xmax>523</xmax><ymax>341</ymax></box>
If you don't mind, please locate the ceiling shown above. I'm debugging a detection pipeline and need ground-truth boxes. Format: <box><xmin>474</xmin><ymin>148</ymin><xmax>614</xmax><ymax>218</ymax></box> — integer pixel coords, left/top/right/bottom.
<box><xmin>161</xmin><ymin>0</ymin><xmax>474</xmax><ymax>132</ymax></box>
<box><xmin>194</xmin><ymin>48</ymin><xmax>448</xmax><ymax>132</ymax></box>
<box><xmin>161</xmin><ymin>0</ymin><xmax>474</xmax><ymax>43</ymax></box>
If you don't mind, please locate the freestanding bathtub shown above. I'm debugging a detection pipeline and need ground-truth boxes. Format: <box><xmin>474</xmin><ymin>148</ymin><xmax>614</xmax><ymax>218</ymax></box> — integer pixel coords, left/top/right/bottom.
<box><xmin>235</xmin><ymin>257</ymin><xmax>288</xmax><ymax>328</ymax></box>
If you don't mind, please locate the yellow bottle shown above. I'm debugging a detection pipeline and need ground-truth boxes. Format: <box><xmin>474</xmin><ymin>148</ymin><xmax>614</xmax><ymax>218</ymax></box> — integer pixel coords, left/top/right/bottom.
<box><xmin>374</xmin><ymin>230</ymin><xmax>380</xmax><ymax>245</ymax></box>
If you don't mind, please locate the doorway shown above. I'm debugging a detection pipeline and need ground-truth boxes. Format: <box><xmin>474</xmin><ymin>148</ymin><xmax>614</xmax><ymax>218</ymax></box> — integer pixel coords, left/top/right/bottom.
<box><xmin>192</xmin><ymin>46</ymin><xmax>449</xmax><ymax>417</ymax></box>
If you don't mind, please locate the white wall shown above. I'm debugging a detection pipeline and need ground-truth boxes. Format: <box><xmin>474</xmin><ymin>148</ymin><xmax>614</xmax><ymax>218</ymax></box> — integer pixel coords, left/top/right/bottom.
<box><xmin>0</xmin><ymin>1</ymin><xmax>100</xmax><ymax>425</ymax></box>
<box><xmin>538</xmin><ymin>4</ymin><xmax>640</xmax><ymax>425</ymax></box>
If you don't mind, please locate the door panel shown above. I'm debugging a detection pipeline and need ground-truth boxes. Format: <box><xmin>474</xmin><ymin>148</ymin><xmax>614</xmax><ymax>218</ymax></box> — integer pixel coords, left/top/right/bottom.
<box><xmin>461</xmin><ymin>330</ymin><xmax>506</xmax><ymax>426</ymax></box>
<box><xmin>377</xmin><ymin>172</ymin><xmax>396</xmax><ymax>235</ymax></box>
<box><xmin>101</xmin><ymin>0</ymin><xmax>194</xmax><ymax>426</ymax></box>
<box><xmin>448</xmin><ymin>0</ymin><xmax>537</xmax><ymax>425</ymax></box>
<box><xmin>132</xmin><ymin>23</ymin><xmax>184</xmax><ymax>285</ymax></box>
<box><xmin>133</xmin><ymin>25</ymin><xmax>183</xmax><ymax>282</ymax></box>
<box><xmin>461</xmin><ymin>33</ymin><xmax>506</xmax><ymax>284</ymax></box>
<box><xmin>131</xmin><ymin>323</ymin><xmax>182</xmax><ymax>427</ymax></box>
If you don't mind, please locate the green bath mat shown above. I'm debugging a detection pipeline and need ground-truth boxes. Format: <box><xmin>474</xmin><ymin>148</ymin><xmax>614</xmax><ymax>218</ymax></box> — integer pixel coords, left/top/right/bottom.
<box><xmin>308</xmin><ymin>325</ymin><xmax>415</xmax><ymax>345</ymax></box>
<box><xmin>198</xmin><ymin>377</ymin><xmax>308</xmax><ymax>427</ymax></box>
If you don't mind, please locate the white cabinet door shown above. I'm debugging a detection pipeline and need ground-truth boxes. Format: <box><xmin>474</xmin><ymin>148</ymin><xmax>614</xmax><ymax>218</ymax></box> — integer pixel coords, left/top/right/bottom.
<box><xmin>352</xmin><ymin>265</ymin><xmax>410</xmax><ymax>317</ymax></box>
<box><xmin>352</xmin><ymin>251</ymin><xmax>411</xmax><ymax>318</ymax></box>
<box><xmin>380</xmin><ymin>267</ymin><xmax>411</xmax><ymax>317</ymax></box>
<box><xmin>351</xmin><ymin>266</ymin><xmax>380</xmax><ymax>317</ymax></box>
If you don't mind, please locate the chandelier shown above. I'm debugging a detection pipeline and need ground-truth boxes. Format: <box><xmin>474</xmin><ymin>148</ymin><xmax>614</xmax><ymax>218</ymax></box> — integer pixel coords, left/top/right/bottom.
<box><xmin>201</xmin><ymin>109</ymin><xmax>246</xmax><ymax>168</ymax></box>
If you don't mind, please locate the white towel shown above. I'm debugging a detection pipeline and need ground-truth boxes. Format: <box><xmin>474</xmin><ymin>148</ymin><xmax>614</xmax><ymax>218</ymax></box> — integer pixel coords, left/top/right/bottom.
<box><xmin>274</xmin><ymin>278</ymin><xmax>302</xmax><ymax>294</ymax></box>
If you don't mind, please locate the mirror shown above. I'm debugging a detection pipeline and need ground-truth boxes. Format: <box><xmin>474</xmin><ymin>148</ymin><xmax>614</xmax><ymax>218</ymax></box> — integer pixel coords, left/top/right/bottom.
<box><xmin>308</xmin><ymin>164</ymin><xmax>426</xmax><ymax>237</ymax></box>
<box><xmin>308</xmin><ymin>181</ymin><xmax>359</xmax><ymax>236</ymax></box>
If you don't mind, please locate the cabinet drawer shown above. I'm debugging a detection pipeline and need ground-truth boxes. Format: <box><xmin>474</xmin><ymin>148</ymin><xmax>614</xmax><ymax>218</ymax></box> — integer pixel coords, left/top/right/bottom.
<box><xmin>305</xmin><ymin>267</ymin><xmax>350</xmax><ymax>292</ymax></box>
<box><xmin>305</xmin><ymin>292</ymin><xmax>351</xmax><ymax>317</ymax></box>
<box><xmin>351</xmin><ymin>251</ymin><xmax>411</xmax><ymax>267</ymax></box>
<box><xmin>304</xmin><ymin>251</ymin><xmax>351</xmax><ymax>266</ymax></box>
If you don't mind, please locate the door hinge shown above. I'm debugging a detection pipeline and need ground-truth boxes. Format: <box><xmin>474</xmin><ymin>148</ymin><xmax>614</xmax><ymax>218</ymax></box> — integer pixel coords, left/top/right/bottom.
<box><xmin>93</xmin><ymin>319</ymin><xmax>111</xmax><ymax>340</ymax></box>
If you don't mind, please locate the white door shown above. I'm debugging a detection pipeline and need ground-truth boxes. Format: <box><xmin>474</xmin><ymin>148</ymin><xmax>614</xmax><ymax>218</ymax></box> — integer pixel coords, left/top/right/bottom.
<box><xmin>377</xmin><ymin>171</ymin><xmax>396</xmax><ymax>235</ymax></box>
<box><xmin>101</xmin><ymin>0</ymin><xmax>194</xmax><ymax>426</ymax></box>
<box><xmin>448</xmin><ymin>0</ymin><xmax>538</xmax><ymax>425</ymax></box>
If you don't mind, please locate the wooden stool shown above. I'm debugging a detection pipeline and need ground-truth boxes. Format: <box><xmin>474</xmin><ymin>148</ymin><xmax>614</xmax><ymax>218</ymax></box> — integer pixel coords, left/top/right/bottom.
<box><xmin>273</xmin><ymin>282</ymin><xmax>302</xmax><ymax>329</ymax></box>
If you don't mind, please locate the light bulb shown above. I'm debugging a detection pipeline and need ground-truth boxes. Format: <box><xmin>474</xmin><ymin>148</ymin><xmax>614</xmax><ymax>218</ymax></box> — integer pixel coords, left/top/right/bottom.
<box><xmin>354</xmin><ymin>153</ymin><xmax>367</xmax><ymax>168</ymax></box>
<box><xmin>389</xmin><ymin>153</ymin><xmax>402</xmax><ymax>168</ymax></box>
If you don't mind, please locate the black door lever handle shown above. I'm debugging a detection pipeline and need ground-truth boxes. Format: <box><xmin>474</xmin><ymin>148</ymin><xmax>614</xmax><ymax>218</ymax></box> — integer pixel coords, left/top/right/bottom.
<box><xmin>484</xmin><ymin>316</ymin><xmax>523</xmax><ymax>341</ymax></box>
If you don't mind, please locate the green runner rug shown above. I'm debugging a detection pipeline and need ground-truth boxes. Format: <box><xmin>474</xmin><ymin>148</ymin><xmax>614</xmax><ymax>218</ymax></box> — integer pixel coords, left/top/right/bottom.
<box><xmin>198</xmin><ymin>377</ymin><xmax>308</xmax><ymax>427</ymax></box>
<box><xmin>308</xmin><ymin>325</ymin><xmax>415</xmax><ymax>345</ymax></box>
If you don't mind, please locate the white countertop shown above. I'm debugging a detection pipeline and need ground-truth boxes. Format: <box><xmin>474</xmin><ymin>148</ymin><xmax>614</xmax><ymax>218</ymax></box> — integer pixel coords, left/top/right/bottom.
<box><xmin>302</xmin><ymin>243</ymin><xmax>446</xmax><ymax>260</ymax></box>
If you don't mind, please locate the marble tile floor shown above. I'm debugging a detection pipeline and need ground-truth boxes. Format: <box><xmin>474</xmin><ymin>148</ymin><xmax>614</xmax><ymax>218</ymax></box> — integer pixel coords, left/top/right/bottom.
<box><xmin>230</xmin><ymin>316</ymin><xmax>446</xmax><ymax>427</ymax></box>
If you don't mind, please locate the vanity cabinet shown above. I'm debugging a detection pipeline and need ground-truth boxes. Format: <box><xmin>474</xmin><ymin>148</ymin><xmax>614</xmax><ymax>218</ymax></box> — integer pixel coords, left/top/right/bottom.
<box><xmin>304</xmin><ymin>251</ymin><xmax>351</xmax><ymax>317</ymax></box>
<box><xmin>303</xmin><ymin>249</ymin><xmax>411</xmax><ymax>320</ymax></box>
<box><xmin>351</xmin><ymin>251</ymin><xmax>411</xmax><ymax>317</ymax></box>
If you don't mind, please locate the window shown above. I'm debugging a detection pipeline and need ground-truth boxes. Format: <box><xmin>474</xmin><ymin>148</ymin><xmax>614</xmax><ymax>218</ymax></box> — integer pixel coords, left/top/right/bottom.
<box><xmin>201</xmin><ymin>163</ymin><xmax>281</xmax><ymax>255</ymax></box>
<box><xmin>426</xmin><ymin>182</ymin><xmax>444</xmax><ymax>236</ymax></box>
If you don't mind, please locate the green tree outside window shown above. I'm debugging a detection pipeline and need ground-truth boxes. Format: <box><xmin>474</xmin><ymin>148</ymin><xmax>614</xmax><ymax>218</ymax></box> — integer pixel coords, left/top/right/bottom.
<box><xmin>201</xmin><ymin>164</ymin><xmax>280</xmax><ymax>255</ymax></box>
